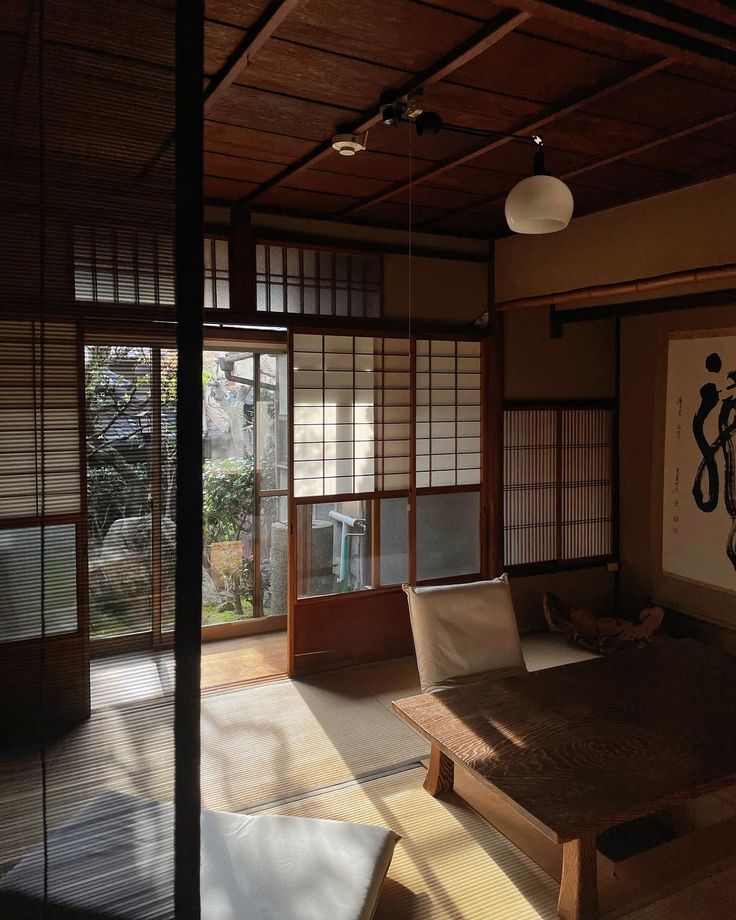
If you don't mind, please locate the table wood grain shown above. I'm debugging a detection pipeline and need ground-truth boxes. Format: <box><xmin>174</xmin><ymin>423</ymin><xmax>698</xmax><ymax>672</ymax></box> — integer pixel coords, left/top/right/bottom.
<box><xmin>393</xmin><ymin>639</ymin><xmax>736</xmax><ymax>844</ymax></box>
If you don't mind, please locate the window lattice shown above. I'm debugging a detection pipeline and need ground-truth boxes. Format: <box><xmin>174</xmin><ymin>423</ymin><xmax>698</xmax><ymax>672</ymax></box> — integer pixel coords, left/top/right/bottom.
<box><xmin>73</xmin><ymin>226</ymin><xmax>174</xmax><ymax>306</ymax></box>
<box><xmin>416</xmin><ymin>339</ymin><xmax>482</xmax><ymax>488</ymax></box>
<box><xmin>204</xmin><ymin>237</ymin><xmax>229</xmax><ymax>310</ymax></box>
<box><xmin>257</xmin><ymin>244</ymin><xmax>381</xmax><ymax>318</ymax></box>
<box><xmin>0</xmin><ymin>321</ymin><xmax>81</xmax><ymax>518</ymax></box>
<box><xmin>503</xmin><ymin>406</ymin><xmax>614</xmax><ymax>567</ymax></box>
<box><xmin>292</xmin><ymin>333</ymin><xmax>410</xmax><ymax>498</ymax></box>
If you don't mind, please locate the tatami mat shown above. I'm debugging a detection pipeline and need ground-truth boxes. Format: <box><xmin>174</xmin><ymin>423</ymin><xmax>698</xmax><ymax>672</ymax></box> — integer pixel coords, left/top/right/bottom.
<box><xmin>262</xmin><ymin>765</ymin><xmax>736</xmax><ymax>920</ymax></box>
<box><xmin>4</xmin><ymin>641</ymin><xmax>734</xmax><ymax>918</ymax></box>
<box><xmin>341</xmin><ymin>634</ymin><xmax>600</xmax><ymax>715</ymax></box>
<box><xmin>263</xmin><ymin>767</ymin><xmax>560</xmax><ymax>920</ymax></box>
<box><xmin>1</xmin><ymin>668</ymin><xmax>428</xmax><ymax>862</ymax></box>
<box><xmin>199</xmin><ymin>669</ymin><xmax>428</xmax><ymax>809</ymax></box>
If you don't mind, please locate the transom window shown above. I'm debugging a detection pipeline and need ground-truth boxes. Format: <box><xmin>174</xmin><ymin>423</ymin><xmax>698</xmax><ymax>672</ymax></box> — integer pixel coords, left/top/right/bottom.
<box><xmin>257</xmin><ymin>243</ymin><xmax>381</xmax><ymax>318</ymax></box>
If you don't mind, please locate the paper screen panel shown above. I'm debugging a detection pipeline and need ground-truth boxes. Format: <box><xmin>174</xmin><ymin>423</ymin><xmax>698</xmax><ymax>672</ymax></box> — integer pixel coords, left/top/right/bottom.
<box><xmin>258</xmin><ymin>244</ymin><xmax>381</xmax><ymax>317</ymax></box>
<box><xmin>74</xmin><ymin>226</ymin><xmax>175</xmax><ymax>307</ymax></box>
<box><xmin>561</xmin><ymin>408</ymin><xmax>613</xmax><ymax>560</ymax></box>
<box><xmin>503</xmin><ymin>406</ymin><xmax>614</xmax><ymax>566</ymax></box>
<box><xmin>292</xmin><ymin>333</ymin><xmax>410</xmax><ymax>497</ymax></box>
<box><xmin>416</xmin><ymin>339</ymin><xmax>482</xmax><ymax>488</ymax></box>
<box><xmin>203</xmin><ymin>237</ymin><xmax>229</xmax><ymax>310</ymax></box>
<box><xmin>503</xmin><ymin>408</ymin><xmax>557</xmax><ymax>566</ymax></box>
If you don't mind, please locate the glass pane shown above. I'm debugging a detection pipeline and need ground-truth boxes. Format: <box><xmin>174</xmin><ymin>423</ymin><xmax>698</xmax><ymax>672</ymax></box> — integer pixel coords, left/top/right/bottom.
<box><xmin>416</xmin><ymin>491</ymin><xmax>480</xmax><ymax>581</ymax></box>
<box><xmin>297</xmin><ymin>499</ymin><xmax>372</xmax><ymax>598</ymax></box>
<box><xmin>85</xmin><ymin>344</ymin><xmax>153</xmax><ymax>638</ymax></box>
<box><xmin>202</xmin><ymin>350</ymin><xmax>256</xmax><ymax>625</ymax></box>
<box><xmin>160</xmin><ymin>349</ymin><xmax>178</xmax><ymax>633</ymax></box>
<box><xmin>380</xmin><ymin>497</ymin><xmax>408</xmax><ymax>586</ymax></box>
<box><xmin>0</xmin><ymin>525</ymin><xmax>77</xmax><ymax>641</ymax></box>
<box><xmin>258</xmin><ymin>352</ymin><xmax>288</xmax><ymax>492</ymax></box>
<box><xmin>260</xmin><ymin>494</ymin><xmax>289</xmax><ymax>617</ymax></box>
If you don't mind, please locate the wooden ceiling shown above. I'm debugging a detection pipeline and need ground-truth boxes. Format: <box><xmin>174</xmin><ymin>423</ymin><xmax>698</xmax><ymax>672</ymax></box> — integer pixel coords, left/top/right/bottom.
<box><xmin>202</xmin><ymin>0</ymin><xmax>736</xmax><ymax>238</ymax></box>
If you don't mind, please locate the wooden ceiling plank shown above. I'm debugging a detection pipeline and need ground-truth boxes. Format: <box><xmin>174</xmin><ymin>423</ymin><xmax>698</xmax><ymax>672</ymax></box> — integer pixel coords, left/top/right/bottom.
<box><xmin>204</xmin><ymin>0</ymin><xmax>302</xmax><ymax>114</ymax></box>
<box><xmin>236</xmin><ymin>8</ymin><xmax>531</xmax><ymax>206</ymax></box>
<box><xmin>4</xmin><ymin>0</ymin><xmax>38</xmax><ymax>164</ymax></box>
<box><xmin>564</xmin><ymin>109</ymin><xmax>736</xmax><ymax>181</ymax></box>
<box><xmin>339</xmin><ymin>55</ymin><xmax>672</xmax><ymax>217</ymax></box>
<box><xmin>418</xmin><ymin>105</ymin><xmax>736</xmax><ymax>229</ymax></box>
<box><xmin>568</xmin><ymin>0</ymin><xmax>736</xmax><ymax>53</ymax></box>
<box><xmin>512</xmin><ymin>0</ymin><xmax>736</xmax><ymax>73</ymax></box>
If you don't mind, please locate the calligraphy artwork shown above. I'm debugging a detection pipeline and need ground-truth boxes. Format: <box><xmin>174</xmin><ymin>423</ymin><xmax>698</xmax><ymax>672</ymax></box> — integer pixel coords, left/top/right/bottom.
<box><xmin>663</xmin><ymin>331</ymin><xmax>736</xmax><ymax>592</ymax></box>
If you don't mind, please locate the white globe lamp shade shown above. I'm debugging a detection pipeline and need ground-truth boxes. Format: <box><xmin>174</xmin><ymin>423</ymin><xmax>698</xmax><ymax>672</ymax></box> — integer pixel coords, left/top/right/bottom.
<box><xmin>504</xmin><ymin>174</ymin><xmax>574</xmax><ymax>234</ymax></box>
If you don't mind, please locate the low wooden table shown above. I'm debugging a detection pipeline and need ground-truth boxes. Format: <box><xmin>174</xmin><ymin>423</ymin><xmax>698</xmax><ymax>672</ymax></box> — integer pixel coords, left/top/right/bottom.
<box><xmin>392</xmin><ymin>639</ymin><xmax>736</xmax><ymax>920</ymax></box>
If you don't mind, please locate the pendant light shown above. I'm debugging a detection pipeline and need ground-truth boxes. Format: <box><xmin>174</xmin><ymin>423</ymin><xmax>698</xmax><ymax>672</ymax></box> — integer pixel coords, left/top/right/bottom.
<box><xmin>504</xmin><ymin>136</ymin><xmax>574</xmax><ymax>235</ymax></box>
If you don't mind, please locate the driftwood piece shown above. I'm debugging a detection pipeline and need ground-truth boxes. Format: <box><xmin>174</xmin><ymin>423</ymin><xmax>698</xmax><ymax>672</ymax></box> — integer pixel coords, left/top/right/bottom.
<box><xmin>543</xmin><ymin>593</ymin><xmax>664</xmax><ymax>655</ymax></box>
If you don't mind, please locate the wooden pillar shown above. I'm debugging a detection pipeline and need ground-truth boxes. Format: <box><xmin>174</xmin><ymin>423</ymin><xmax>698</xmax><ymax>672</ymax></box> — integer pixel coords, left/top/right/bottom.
<box><xmin>485</xmin><ymin>240</ymin><xmax>504</xmax><ymax>578</ymax></box>
<box><xmin>229</xmin><ymin>207</ymin><xmax>256</xmax><ymax>319</ymax></box>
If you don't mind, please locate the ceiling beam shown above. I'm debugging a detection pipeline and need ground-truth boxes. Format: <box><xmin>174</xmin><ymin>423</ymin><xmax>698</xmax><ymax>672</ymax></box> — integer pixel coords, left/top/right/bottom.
<box><xmin>337</xmin><ymin>56</ymin><xmax>673</xmax><ymax>218</ymax></box>
<box><xmin>597</xmin><ymin>1</ymin><xmax>736</xmax><ymax>51</ymax></box>
<box><xmin>236</xmin><ymin>8</ymin><xmax>531</xmax><ymax>206</ymax></box>
<box><xmin>204</xmin><ymin>0</ymin><xmax>302</xmax><ymax>115</ymax></box>
<box><xmin>134</xmin><ymin>0</ymin><xmax>300</xmax><ymax>186</ymax></box>
<box><xmin>418</xmin><ymin>106</ymin><xmax>736</xmax><ymax>231</ymax></box>
<box><xmin>510</xmin><ymin>1</ymin><xmax>736</xmax><ymax>72</ymax></box>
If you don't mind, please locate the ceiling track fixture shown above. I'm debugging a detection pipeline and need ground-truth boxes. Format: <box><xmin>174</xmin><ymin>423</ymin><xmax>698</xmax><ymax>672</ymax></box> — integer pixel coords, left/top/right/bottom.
<box><xmin>332</xmin><ymin>94</ymin><xmax>574</xmax><ymax>234</ymax></box>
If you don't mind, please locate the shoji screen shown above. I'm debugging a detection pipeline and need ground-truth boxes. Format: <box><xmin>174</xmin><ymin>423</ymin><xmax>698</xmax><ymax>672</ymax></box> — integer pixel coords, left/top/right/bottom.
<box><xmin>291</xmin><ymin>332</ymin><xmax>486</xmax><ymax>599</ymax></box>
<box><xmin>503</xmin><ymin>405</ymin><xmax>615</xmax><ymax>568</ymax></box>
<box><xmin>292</xmin><ymin>333</ymin><xmax>411</xmax><ymax>497</ymax></box>
<box><xmin>415</xmin><ymin>339</ymin><xmax>482</xmax><ymax>488</ymax></box>
<box><xmin>257</xmin><ymin>244</ymin><xmax>381</xmax><ymax>318</ymax></box>
<box><xmin>0</xmin><ymin>0</ymin><xmax>198</xmax><ymax>916</ymax></box>
<box><xmin>415</xmin><ymin>338</ymin><xmax>483</xmax><ymax>581</ymax></box>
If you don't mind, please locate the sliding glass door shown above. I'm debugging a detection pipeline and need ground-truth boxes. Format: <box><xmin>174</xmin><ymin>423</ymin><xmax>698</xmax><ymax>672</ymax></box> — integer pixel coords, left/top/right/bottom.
<box><xmin>201</xmin><ymin>346</ymin><xmax>288</xmax><ymax>636</ymax></box>
<box><xmin>86</xmin><ymin>337</ymin><xmax>287</xmax><ymax>651</ymax></box>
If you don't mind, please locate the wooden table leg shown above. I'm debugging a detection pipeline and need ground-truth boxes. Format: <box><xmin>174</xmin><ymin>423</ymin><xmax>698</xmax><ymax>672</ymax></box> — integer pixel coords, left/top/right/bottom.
<box><xmin>557</xmin><ymin>835</ymin><xmax>599</xmax><ymax>920</ymax></box>
<box><xmin>424</xmin><ymin>744</ymin><xmax>454</xmax><ymax>796</ymax></box>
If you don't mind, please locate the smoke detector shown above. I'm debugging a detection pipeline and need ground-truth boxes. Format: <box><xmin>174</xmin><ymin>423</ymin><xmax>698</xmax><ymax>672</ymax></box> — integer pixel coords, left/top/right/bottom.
<box><xmin>331</xmin><ymin>133</ymin><xmax>367</xmax><ymax>156</ymax></box>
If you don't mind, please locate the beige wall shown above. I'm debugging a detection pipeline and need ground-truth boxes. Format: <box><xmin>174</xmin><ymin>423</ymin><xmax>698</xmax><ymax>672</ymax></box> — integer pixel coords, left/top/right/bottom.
<box><xmin>619</xmin><ymin>303</ymin><xmax>736</xmax><ymax>627</ymax></box>
<box><xmin>495</xmin><ymin>174</ymin><xmax>736</xmax><ymax>303</ymax></box>
<box><xmin>382</xmin><ymin>254</ymin><xmax>486</xmax><ymax>324</ymax></box>
<box><xmin>494</xmin><ymin>174</ymin><xmax>736</xmax><ymax>635</ymax></box>
<box><xmin>502</xmin><ymin>306</ymin><xmax>618</xmax><ymax>631</ymax></box>
<box><xmin>504</xmin><ymin>307</ymin><xmax>615</xmax><ymax>400</ymax></box>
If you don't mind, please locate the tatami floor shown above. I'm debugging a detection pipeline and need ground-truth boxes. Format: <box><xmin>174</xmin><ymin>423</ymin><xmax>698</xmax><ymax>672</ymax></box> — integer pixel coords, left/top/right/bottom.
<box><xmin>3</xmin><ymin>634</ymin><xmax>736</xmax><ymax>918</ymax></box>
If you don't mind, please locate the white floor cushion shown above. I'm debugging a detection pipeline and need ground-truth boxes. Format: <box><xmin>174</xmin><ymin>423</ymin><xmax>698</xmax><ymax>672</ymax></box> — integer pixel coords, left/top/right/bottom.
<box><xmin>0</xmin><ymin>791</ymin><xmax>398</xmax><ymax>920</ymax></box>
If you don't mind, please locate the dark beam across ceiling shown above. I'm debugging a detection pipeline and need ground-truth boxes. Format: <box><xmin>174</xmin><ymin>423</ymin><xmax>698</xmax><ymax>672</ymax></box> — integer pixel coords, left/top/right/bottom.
<box><xmin>204</xmin><ymin>0</ymin><xmax>302</xmax><ymax>114</ymax></box>
<box><xmin>137</xmin><ymin>0</ymin><xmax>301</xmax><ymax>185</ymax></box>
<box><xmin>418</xmin><ymin>106</ymin><xmax>736</xmax><ymax>230</ymax></box>
<box><xmin>336</xmin><ymin>56</ymin><xmax>674</xmax><ymax>218</ymax></box>
<box><xmin>236</xmin><ymin>7</ymin><xmax>532</xmax><ymax>207</ymax></box>
<box><xmin>513</xmin><ymin>0</ymin><xmax>736</xmax><ymax>73</ymax></box>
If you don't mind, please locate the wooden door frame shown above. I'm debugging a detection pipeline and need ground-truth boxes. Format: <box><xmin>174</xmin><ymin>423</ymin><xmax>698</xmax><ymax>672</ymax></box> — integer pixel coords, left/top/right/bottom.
<box><xmin>85</xmin><ymin>327</ymin><xmax>289</xmax><ymax>659</ymax></box>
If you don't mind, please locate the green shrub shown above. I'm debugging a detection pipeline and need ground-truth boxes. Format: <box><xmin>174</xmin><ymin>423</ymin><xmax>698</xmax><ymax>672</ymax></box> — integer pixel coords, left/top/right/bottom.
<box><xmin>202</xmin><ymin>457</ymin><xmax>255</xmax><ymax>543</ymax></box>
